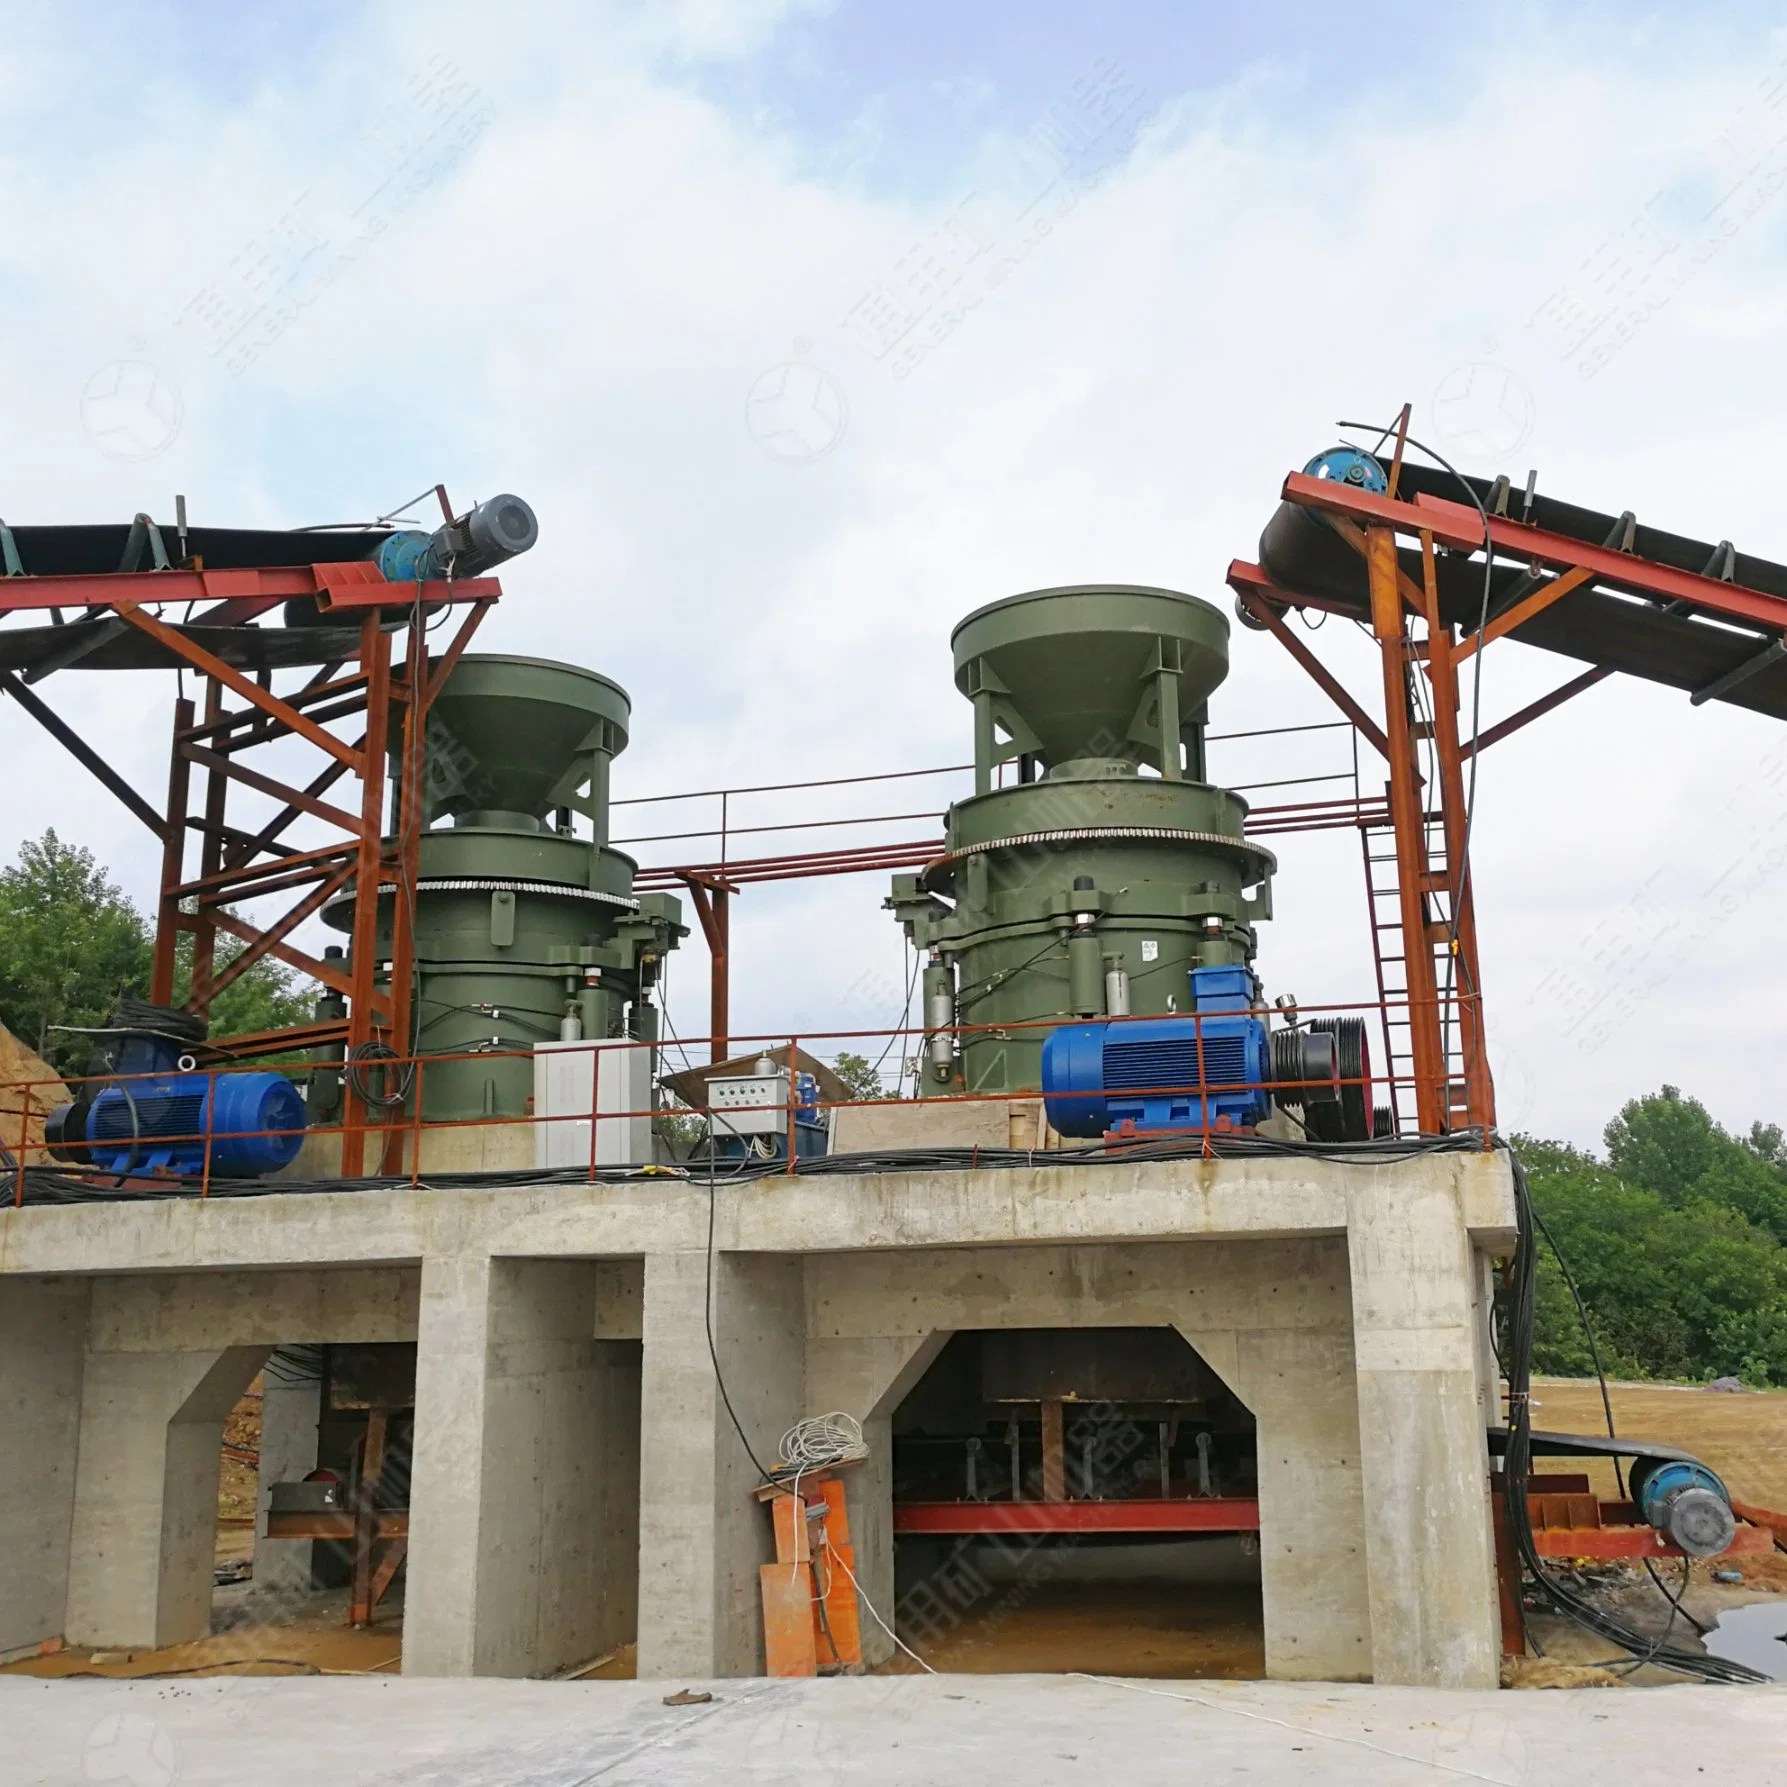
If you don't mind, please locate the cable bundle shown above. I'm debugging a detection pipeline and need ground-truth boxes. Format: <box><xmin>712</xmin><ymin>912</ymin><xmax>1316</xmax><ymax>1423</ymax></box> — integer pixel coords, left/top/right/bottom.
<box><xmin>1503</xmin><ymin>1151</ymin><xmax>1766</xmax><ymax>1683</ymax></box>
<box><xmin>777</xmin><ymin>1412</ymin><xmax>869</xmax><ymax>1474</ymax></box>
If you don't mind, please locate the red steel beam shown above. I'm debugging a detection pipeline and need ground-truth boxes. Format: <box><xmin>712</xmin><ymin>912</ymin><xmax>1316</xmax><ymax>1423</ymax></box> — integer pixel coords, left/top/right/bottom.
<box><xmin>1528</xmin><ymin>1523</ymin><xmax>1771</xmax><ymax>1561</ymax></box>
<box><xmin>0</xmin><ymin>566</ymin><xmax>496</xmax><ymax>614</ymax></box>
<box><xmin>181</xmin><ymin>744</ymin><xmax>363</xmax><ymax>834</ymax></box>
<box><xmin>1229</xmin><ymin>580</ymin><xmax>1392</xmax><ymax>760</ymax></box>
<box><xmin>893</xmin><ymin>1498</ymin><xmax>1261</xmax><ymax>1535</ymax></box>
<box><xmin>1463</xmin><ymin>666</ymin><xmax>1614</xmax><ymax>758</ymax></box>
<box><xmin>1281</xmin><ymin>470</ymin><xmax>1787</xmax><ymax>637</ymax></box>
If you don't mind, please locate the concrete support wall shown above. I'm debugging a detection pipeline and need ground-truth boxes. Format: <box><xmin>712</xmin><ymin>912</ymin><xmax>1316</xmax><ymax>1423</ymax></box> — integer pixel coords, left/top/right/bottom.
<box><xmin>253</xmin><ymin>1356</ymin><xmax>323</xmax><ymax>1598</ymax></box>
<box><xmin>1346</xmin><ymin>1172</ymin><xmax>1500</xmax><ymax>1688</ymax></box>
<box><xmin>405</xmin><ymin>1256</ymin><xmax>640</xmax><ymax>1678</ymax></box>
<box><xmin>804</xmin><ymin>1331</ymin><xmax>946</xmax><ymax>1665</ymax></box>
<box><xmin>0</xmin><ymin>1277</ymin><xmax>88</xmax><ymax>1654</ymax></box>
<box><xmin>66</xmin><ymin>1344</ymin><xmax>270</xmax><ymax>1648</ymax></box>
<box><xmin>636</xmin><ymin>1251</ymin><xmax>804</xmax><ymax>1679</ymax></box>
<box><xmin>1</xmin><ymin>1152</ymin><xmax>1513</xmax><ymax>1687</ymax></box>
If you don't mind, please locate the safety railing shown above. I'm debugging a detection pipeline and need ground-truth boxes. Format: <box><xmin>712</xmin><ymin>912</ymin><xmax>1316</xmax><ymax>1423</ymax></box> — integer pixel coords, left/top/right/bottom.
<box><xmin>1</xmin><ymin>993</ymin><xmax>1489</xmax><ymax>1207</ymax></box>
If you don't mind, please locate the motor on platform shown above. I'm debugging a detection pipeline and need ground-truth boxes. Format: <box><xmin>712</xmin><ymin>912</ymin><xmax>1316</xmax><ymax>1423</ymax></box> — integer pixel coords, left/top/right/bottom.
<box><xmin>1629</xmin><ymin>1456</ymin><xmax>1738</xmax><ymax>1557</ymax></box>
<box><xmin>44</xmin><ymin>1000</ymin><xmax>307</xmax><ymax>1179</ymax></box>
<box><xmin>1041</xmin><ymin>965</ymin><xmax>1382</xmax><ymax>1141</ymax></box>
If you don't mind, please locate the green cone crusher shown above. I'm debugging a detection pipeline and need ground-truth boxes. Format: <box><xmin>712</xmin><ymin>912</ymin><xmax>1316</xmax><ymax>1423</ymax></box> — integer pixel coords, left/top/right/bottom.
<box><xmin>888</xmin><ymin>585</ymin><xmax>1277</xmax><ymax>1097</ymax></box>
<box><xmin>320</xmin><ymin>653</ymin><xmax>683</xmax><ymax>1123</ymax></box>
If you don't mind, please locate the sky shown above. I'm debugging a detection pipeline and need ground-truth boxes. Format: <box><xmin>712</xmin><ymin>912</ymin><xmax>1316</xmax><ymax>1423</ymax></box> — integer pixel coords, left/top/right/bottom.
<box><xmin>4</xmin><ymin>0</ymin><xmax>1787</xmax><ymax>1147</ymax></box>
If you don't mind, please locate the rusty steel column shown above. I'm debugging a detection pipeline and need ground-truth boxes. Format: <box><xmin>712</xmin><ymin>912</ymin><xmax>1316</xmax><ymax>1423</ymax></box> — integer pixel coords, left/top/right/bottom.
<box><xmin>150</xmin><ymin>697</ymin><xmax>194</xmax><ymax>1007</ymax></box>
<box><xmin>1365</xmin><ymin>524</ymin><xmax>1446</xmax><ymax>1133</ymax></box>
<box><xmin>379</xmin><ymin>616</ymin><xmax>429</xmax><ymax>1174</ymax></box>
<box><xmin>188</xmin><ymin>678</ymin><xmax>228</xmax><ymax>1016</ymax></box>
<box><xmin>1417</xmin><ymin>532</ymin><xmax>1495</xmax><ymax>1132</ymax></box>
<box><xmin>680</xmin><ymin>873</ymin><xmax>733</xmax><ymax>1064</ymax></box>
<box><xmin>343</xmin><ymin>617</ymin><xmax>392</xmax><ymax>1178</ymax></box>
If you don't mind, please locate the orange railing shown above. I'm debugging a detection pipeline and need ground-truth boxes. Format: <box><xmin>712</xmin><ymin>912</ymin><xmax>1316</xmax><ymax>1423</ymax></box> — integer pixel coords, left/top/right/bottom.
<box><xmin>1</xmin><ymin>994</ymin><xmax>1490</xmax><ymax>1207</ymax></box>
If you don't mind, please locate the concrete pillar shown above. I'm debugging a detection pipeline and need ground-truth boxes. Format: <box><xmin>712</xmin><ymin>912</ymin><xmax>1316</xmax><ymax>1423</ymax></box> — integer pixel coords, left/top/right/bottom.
<box><xmin>804</xmin><ymin>1332</ymin><xmax>946</xmax><ymax>1665</ymax></box>
<box><xmin>1346</xmin><ymin>1168</ymin><xmax>1500</xmax><ymax>1688</ymax></box>
<box><xmin>252</xmin><ymin>1352</ymin><xmax>323</xmax><ymax>1598</ymax></box>
<box><xmin>1188</xmin><ymin>1323</ymin><xmax>1371</xmax><ymax>1682</ymax></box>
<box><xmin>0</xmin><ymin>1277</ymin><xmax>88</xmax><ymax>1654</ymax></box>
<box><xmin>635</xmin><ymin>1250</ymin><xmax>804</xmax><ymax>1679</ymax></box>
<box><xmin>65</xmin><ymin>1344</ymin><xmax>270</xmax><ymax>1648</ymax></box>
<box><xmin>405</xmin><ymin>1255</ymin><xmax>639</xmax><ymax>1677</ymax></box>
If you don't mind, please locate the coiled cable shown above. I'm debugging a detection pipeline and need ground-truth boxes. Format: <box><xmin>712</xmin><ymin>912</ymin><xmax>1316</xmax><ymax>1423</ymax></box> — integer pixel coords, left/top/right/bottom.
<box><xmin>778</xmin><ymin>1413</ymin><xmax>869</xmax><ymax>1474</ymax></box>
<box><xmin>344</xmin><ymin>1042</ymin><xmax>415</xmax><ymax>1111</ymax></box>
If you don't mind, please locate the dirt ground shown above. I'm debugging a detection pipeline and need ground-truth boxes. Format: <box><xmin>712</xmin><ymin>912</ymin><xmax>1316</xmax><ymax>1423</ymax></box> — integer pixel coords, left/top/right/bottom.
<box><xmin>0</xmin><ymin>1586</ymin><xmax>403</xmax><ymax>1681</ymax></box>
<box><xmin>875</xmin><ymin>1581</ymin><xmax>1265</xmax><ymax>1679</ymax></box>
<box><xmin>10</xmin><ymin>1373</ymin><xmax>1781</xmax><ymax>1686</ymax></box>
<box><xmin>1529</xmin><ymin>1376</ymin><xmax>1787</xmax><ymax>1510</ymax></box>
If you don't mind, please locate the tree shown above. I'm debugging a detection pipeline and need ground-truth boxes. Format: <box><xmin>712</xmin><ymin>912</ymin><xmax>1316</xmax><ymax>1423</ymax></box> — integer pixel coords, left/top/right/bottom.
<box><xmin>173</xmin><ymin>933</ymin><xmax>314</xmax><ymax>1043</ymax></box>
<box><xmin>831</xmin><ymin>1050</ymin><xmax>889</xmax><ymax>1101</ymax></box>
<box><xmin>1519</xmin><ymin>1115</ymin><xmax>1787</xmax><ymax>1386</ymax></box>
<box><xmin>1605</xmin><ymin>1086</ymin><xmax>1787</xmax><ymax>1247</ymax></box>
<box><xmin>0</xmin><ymin>831</ymin><xmax>150</xmax><ymax>1071</ymax></box>
<box><xmin>0</xmin><ymin>831</ymin><xmax>317</xmax><ymax>1074</ymax></box>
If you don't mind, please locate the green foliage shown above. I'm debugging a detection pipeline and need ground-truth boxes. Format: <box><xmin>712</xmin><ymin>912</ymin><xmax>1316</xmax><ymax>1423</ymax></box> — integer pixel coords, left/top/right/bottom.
<box><xmin>1605</xmin><ymin>1085</ymin><xmax>1787</xmax><ymax>1245</ymax></box>
<box><xmin>831</xmin><ymin>1050</ymin><xmax>888</xmax><ymax>1101</ymax></box>
<box><xmin>0</xmin><ymin>830</ymin><xmax>316</xmax><ymax>1074</ymax></box>
<box><xmin>0</xmin><ymin>831</ymin><xmax>151</xmax><ymax>1072</ymax></box>
<box><xmin>1519</xmin><ymin>1098</ymin><xmax>1787</xmax><ymax>1386</ymax></box>
<box><xmin>172</xmin><ymin>934</ymin><xmax>313</xmax><ymax>1044</ymax></box>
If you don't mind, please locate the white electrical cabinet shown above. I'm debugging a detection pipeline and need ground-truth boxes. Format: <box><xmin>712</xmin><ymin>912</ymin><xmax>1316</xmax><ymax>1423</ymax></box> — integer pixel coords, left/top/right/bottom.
<box><xmin>532</xmin><ymin>1041</ymin><xmax>652</xmax><ymax>1169</ymax></box>
<box><xmin>707</xmin><ymin>1070</ymin><xmax>794</xmax><ymax>1139</ymax></box>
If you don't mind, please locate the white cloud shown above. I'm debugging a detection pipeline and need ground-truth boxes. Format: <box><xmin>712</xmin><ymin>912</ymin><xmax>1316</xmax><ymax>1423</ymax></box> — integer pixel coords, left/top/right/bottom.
<box><xmin>4</xmin><ymin>6</ymin><xmax>1787</xmax><ymax>1142</ymax></box>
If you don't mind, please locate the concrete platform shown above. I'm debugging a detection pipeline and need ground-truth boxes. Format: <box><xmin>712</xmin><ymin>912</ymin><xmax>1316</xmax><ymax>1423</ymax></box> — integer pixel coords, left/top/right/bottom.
<box><xmin>7</xmin><ymin>1672</ymin><xmax>1786</xmax><ymax>1785</ymax></box>
<box><xmin>1</xmin><ymin>1150</ymin><xmax>1517</xmax><ymax>1689</ymax></box>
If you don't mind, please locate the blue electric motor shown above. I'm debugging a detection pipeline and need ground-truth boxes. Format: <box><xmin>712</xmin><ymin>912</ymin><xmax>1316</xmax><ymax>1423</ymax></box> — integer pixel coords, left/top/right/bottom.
<box><xmin>1629</xmin><ymin>1456</ymin><xmax>1738</xmax><ymax>1558</ymax></box>
<box><xmin>46</xmin><ymin>1025</ymin><xmax>306</xmax><ymax>1179</ymax></box>
<box><xmin>1302</xmin><ymin>446</ymin><xmax>1388</xmax><ymax>494</ymax></box>
<box><xmin>1043</xmin><ymin>965</ymin><xmax>1272</xmax><ymax>1138</ymax></box>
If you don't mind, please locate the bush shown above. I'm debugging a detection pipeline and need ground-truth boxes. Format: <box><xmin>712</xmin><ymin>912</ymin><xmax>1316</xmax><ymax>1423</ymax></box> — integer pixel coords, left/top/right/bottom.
<box><xmin>1519</xmin><ymin>1103</ymin><xmax>1787</xmax><ymax>1385</ymax></box>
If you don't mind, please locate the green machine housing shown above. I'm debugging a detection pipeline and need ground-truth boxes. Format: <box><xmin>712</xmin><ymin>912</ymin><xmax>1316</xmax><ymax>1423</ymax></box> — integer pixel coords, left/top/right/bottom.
<box><xmin>888</xmin><ymin>586</ymin><xmax>1274</xmax><ymax>1095</ymax></box>
<box><xmin>319</xmin><ymin>654</ymin><xmax>683</xmax><ymax>1123</ymax></box>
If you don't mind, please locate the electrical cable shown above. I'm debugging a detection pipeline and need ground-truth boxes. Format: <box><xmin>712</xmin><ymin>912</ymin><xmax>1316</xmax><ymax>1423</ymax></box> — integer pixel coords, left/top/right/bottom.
<box><xmin>778</xmin><ymin>1413</ymin><xmax>869</xmax><ymax>1472</ymax></box>
<box><xmin>826</xmin><ymin>1541</ymin><xmax>936</xmax><ymax>1674</ymax></box>
<box><xmin>1501</xmin><ymin>1148</ymin><xmax>1764</xmax><ymax>1682</ymax></box>
<box><xmin>956</xmin><ymin>932</ymin><xmax>1063</xmax><ymax>1017</ymax></box>
<box><xmin>1530</xmin><ymin>1203</ymin><xmax>1623</xmax><ymax>1490</ymax></box>
<box><xmin>702</xmin><ymin>1149</ymin><xmax>776</xmax><ymax>1488</ymax></box>
<box><xmin>12</xmin><ymin>1125</ymin><xmax>1494</xmax><ymax>1204</ymax></box>
<box><xmin>867</xmin><ymin>934</ymin><xmax>919</xmax><ymax>1090</ymax></box>
<box><xmin>1336</xmin><ymin>421</ymin><xmax>1504</xmax><ymax>1127</ymax></box>
<box><xmin>1533</xmin><ymin>1199</ymin><xmax>1721</xmax><ymax>1639</ymax></box>
<box><xmin>1334</xmin><ymin>420</ymin><xmax>1495</xmax><ymax>960</ymax></box>
<box><xmin>344</xmin><ymin>1042</ymin><xmax>414</xmax><ymax>1111</ymax></box>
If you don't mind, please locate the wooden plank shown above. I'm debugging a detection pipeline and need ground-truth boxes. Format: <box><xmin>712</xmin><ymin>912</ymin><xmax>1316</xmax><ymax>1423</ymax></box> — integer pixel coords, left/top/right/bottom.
<box><xmin>770</xmin><ymin>1490</ymin><xmax>812</xmax><ymax>1564</ymax></box>
<box><xmin>368</xmin><ymin>1536</ymin><xmax>407</xmax><ymax>1612</ymax></box>
<box><xmin>817</xmin><ymin>1539</ymin><xmax>864</xmax><ymax>1669</ymax></box>
<box><xmin>1040</xmin><ymin>1399</ymin><xmax>1066</xmax><ymax>1502</ymax></box>
<box><xmin>760</xmin><ymin>1563</ymin><xmax>819</xmax><ymax>1677</ymax></box>
<box><xmin>350</xmin><ymin>1409</ymin><xmax>390</xmax><ymax>1628</ymax></box>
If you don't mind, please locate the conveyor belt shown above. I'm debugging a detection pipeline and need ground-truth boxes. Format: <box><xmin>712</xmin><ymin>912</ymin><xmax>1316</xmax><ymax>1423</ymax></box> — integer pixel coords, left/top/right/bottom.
<box><xmin>1486</xmin><ymin>1425</ymin><xmax>1697</xmax><ymax>1467</ymax></box>
<box><xmin>1254</xmin><ymin>460</ymin><xmax>1787</xmax><ymax>722</ymax></box>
